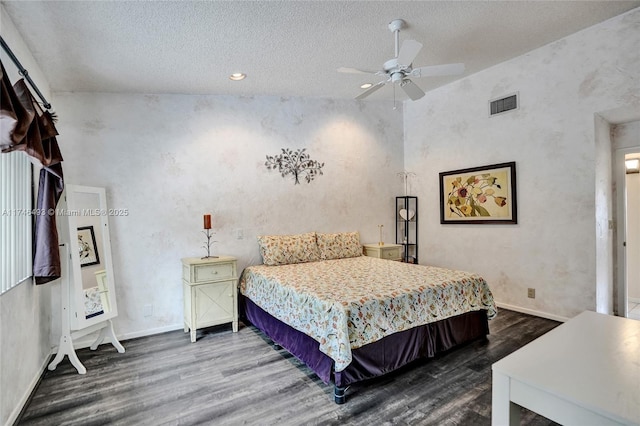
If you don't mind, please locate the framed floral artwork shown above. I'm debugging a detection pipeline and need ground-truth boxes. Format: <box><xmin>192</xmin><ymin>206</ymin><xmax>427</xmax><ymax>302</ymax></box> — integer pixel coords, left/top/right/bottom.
<box><xmin>439</xmin><ymin>162</ymin><xmax>517</xmax><ymax>224</ymax></box>
<box><xmin>77</xmin><ymin>226</ymin><xmax>100</xmax><ymax>267</ymax></box>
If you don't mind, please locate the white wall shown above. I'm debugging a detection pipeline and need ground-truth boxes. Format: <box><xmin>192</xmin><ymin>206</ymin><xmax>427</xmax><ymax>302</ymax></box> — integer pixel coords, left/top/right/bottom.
<box><xmin>594</xmin><ymin>114</ymin><xmax>614</xmax><ymax>314</ymax></box>
<box><xmin>52</xmin><ymin>92</ymin><xmax>404</xmax><ymax>340</ymax></box>
<box><xmin>613</xmin><ymin>122</ymin><xmax>640</xmax><ymax>151</ymax></box>
<box><xmin>403</xmin><ymin>8</ymin><xmax>640</xmax><ymax>320</ymax></box>
<box><xmin>0</xmin><ymin>6</ymin><xmax>53</xmax><ymax>426</ymax></box>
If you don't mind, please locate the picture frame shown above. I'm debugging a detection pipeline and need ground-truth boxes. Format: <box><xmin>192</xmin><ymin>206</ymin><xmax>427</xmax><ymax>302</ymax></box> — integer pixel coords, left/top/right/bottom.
<box><xmin>439</xmin><ymin>161</ymin><xmax>517</xmax><ymax>224</ymax></box>
<box><xmin>77</xmin><ymin>226</ymin><xmax>100</xmax><ymax>267</ymax></box>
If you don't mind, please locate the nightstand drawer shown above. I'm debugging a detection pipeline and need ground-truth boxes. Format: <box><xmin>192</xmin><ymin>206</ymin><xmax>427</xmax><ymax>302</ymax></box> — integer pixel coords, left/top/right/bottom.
<box><xmin>382</xmin><ymin>246</ymin><xmax>402</xmax><ymax>260</ymax></box>
<box><xmin>193</xmin><ymin>262</ymin><xmax>234</xmax><ymax>282</ymax></box>
<box><xmin>362</xmin><ymin>243</ymin><xmax>403</xmax><ymax>261</ymax></box>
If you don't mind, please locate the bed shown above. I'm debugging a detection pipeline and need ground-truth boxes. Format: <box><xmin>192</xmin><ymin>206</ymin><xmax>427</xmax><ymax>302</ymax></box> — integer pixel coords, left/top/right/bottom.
<box><xmin>239</xmin><ymin>231</ymin><xmax>497</xmax><ymax>403</ymax></box>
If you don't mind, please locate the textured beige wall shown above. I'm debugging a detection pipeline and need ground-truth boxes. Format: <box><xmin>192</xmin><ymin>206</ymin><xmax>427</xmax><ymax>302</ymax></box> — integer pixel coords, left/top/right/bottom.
<box><xmin>53</xmin><ymin>92</ymin><xmax>404</xmax><ymax>340</ymax></box>
<box><xmin>403</xmin><ymin>8</ymin><xmax>640</xmax><ymax>320</ymax></box>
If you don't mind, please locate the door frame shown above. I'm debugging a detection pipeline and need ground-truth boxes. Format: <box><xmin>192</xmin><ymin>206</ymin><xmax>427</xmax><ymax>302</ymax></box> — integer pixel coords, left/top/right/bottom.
<box><xmin>615</xmin><ymin>146</ymin><xmax>640</xmax><ymax>317</ymax></box>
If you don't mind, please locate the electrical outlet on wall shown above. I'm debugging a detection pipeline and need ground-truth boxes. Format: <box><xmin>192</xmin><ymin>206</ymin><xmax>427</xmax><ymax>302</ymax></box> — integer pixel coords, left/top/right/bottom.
<box><xmin>143</xmin><ymin>304</ymin><xmax>153</xmax><ymax>317</ymax></box>
<box><xmin>527</xmin><ymin>288</ymin><xmax>535</xmax><ymax>299</ymax></box>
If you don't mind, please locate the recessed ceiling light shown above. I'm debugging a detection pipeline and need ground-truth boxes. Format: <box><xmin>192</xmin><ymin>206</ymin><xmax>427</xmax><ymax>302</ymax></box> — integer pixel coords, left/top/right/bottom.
<box><xmin>360</xmin><ymin>83</ymin><xmax>373</xmax><ymax>89</ymax></box>
<box><xmin>229</xmin><ymin>73</ymin><xmax>246</xmax><ymax>81</ymax></box>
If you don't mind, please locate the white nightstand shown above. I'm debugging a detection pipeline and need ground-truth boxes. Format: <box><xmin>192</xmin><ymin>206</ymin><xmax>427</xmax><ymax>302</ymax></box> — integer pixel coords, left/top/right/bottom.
<box><xmin>362</xmin><ymin>243</ymin><xmax>403</xmax><ymax>261</ymax></box>
<box><xmin>182</xmin><ymin>256</ymin><xmax>238</xmax><ymax>342</ymax></box>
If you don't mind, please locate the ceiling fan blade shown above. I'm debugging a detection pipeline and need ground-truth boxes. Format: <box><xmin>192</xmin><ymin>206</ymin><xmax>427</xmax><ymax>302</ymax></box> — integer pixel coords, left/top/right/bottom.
<box><xmin>400</xmin><ymin>79</ymin><xmax>425</xmax><ymax>101</ymax></box>
<box><xmin>337</xmin><ymin>67</ymin><xmax>377</xmax><ymax>75</ymax></box>
<box><xmin>355</xmin><ymin>81</ymin><xmax>386</xmax><ymax>100</ymax></box>
<box><xmin>397</xmin><ymin>39</ymin><xmax>423</xmax><ymax>66</ymax></box>
<box><xmin>411</xmin><ymin>63</ymin><xmax>465</xmax><ymax>78</ymax></box>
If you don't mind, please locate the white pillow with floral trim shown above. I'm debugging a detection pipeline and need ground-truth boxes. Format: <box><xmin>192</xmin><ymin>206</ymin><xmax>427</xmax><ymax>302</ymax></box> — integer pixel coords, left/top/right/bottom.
<box><xmin>316</xmin><ymin>231</ymin><xmax>362</xmax><ymax>260</ymax></box>
<box><xmin>257</xmin><ymin>232</ymin><xmax>320</xmax><ymax>266</ymax></box>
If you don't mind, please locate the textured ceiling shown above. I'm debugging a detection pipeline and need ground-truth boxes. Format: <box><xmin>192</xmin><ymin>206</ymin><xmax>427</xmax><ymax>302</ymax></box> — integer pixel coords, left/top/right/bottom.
<box><xmin>2</xmin><ymin>1</ymin><xmax>639</xmax><ymax>102</ymax></box>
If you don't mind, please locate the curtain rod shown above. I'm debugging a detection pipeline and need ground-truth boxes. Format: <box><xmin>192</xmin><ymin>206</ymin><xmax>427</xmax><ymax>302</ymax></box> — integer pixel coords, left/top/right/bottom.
<box><xmin>0</xmin><ymin>35</ymin><xmax>52</xmax><ymax>110</ymax></box>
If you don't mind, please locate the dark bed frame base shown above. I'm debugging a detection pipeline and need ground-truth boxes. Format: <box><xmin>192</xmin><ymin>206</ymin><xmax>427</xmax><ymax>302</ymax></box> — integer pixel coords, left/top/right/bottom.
<box><xmin>240</xmin><ymin>295</ymin><xmax>489</xmax><ymax>404</ymax></box>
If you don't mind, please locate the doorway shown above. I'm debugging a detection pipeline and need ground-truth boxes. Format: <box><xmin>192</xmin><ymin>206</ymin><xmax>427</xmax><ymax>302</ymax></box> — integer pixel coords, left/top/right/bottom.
<box><xmin>624</xmin><ymin>152</ymin><xmax>640</xmax><ymax>319</ymax></box>
<box><xmin>595</xmin><ymin>111</ymin><xmax>639</xmax><ymax>317</ymax></box>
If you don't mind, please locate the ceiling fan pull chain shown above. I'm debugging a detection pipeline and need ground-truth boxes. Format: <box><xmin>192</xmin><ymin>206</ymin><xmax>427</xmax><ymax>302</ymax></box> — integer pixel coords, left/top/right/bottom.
<box><xmin>393</xmin><ymin>83</ymin><xmax>397</xmax><ymax>110</ymax></box>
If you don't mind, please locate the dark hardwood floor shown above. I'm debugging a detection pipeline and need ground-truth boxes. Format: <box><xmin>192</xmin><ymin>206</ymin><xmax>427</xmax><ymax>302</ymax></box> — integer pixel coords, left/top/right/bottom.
<box><xmin>17</xmin><ymin>309</ymin><xmax>560</xmax><ymax>425</ymax></box>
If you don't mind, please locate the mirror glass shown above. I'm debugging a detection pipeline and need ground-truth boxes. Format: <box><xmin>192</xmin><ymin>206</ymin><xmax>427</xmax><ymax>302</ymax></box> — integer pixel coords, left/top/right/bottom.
<box><xmin>64</xmin><ymin>185</ymin><xmax>118</xmax><ymax>330</ymax></box>
<box><xmin>74</xmin><ymin>192</ymin><xmax>110</xmax><ymax>319</ymax></box>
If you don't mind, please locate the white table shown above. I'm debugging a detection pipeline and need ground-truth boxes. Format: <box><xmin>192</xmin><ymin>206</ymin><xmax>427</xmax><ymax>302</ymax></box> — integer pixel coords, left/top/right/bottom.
<box><xmin>492</xmin><ymin>311</ymin><xmax>640</xmax><ymax>425</ymax></box>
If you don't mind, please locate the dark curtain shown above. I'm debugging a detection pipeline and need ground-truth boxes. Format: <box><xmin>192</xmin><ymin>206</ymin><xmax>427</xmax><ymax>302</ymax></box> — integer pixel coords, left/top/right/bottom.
<box><xmin>0</xmin><ymin>62</ymin><xmax>29</xmax><ymax>150</ymax></box>
<box><xmin>1</xmin><ymin>60</ymin><xmax>64</xmax><ymax>284</ymax></box>
<box><xmin>33</xmin><ymin>162</ymin><xmax>64</xmax><ymax>283</ymax></box>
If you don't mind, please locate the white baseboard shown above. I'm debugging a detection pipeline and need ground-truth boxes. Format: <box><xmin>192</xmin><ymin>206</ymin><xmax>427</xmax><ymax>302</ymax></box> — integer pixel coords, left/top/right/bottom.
<box><xmin>117</xmin><ymin>323</ymin><xmax>184</xmax><ymax>341</ymax></box>
<box><xmin>495</xmin><ymin>302</ymin><xmax>570</xmax><ymax>323</ymax></box>
<box><xmin>51</xmin><ymin>323</ymin><xmax>185</xmax><ymax>353</ymax></box>
<box><xmin>629</xmin><ymin>297</ymin><xmax>640</xmax><ymax>304</ymax></box>
<box><xmin>5</xmin><ymin>353</ymin><xmax>52</xmax><ymax>426</ymax></box>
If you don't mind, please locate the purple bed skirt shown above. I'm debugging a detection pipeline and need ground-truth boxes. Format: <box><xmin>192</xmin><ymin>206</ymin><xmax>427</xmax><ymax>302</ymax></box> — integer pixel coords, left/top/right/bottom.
<box><xmin>240</xmin><ymin>295</ymin><xmax>489</xmax><ymax>391</ymax></box>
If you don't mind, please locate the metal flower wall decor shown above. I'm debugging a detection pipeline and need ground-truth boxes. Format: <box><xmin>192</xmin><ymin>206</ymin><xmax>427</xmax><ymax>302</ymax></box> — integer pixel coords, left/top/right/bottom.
<box><xmin>265</xmin><ymin>148</ymin><xmax>324</xmax><ymax>185</ymax></box>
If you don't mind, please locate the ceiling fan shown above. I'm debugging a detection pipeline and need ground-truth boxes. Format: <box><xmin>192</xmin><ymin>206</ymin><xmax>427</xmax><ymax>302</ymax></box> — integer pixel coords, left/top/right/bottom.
<box><xmin>338</xmin><ymin>19</ymin><xmax>465</xmax><ymax>101</ymax></box>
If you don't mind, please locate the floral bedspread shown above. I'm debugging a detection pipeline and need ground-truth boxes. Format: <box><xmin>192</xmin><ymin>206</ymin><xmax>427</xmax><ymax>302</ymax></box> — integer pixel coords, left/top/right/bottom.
<box><xmin>240</xmin><ymin>256</ymin><xmax>497</xmax><ymax>372</ymax></box>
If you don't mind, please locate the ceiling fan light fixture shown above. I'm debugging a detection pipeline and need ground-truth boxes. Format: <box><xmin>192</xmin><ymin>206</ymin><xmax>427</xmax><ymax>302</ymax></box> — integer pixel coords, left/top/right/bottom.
<box><xmin>229</xmin><ymin>73</ymin><xmax>246</xmax><ymax>81</ymax></box>
<box><xmin>338</xmin><ymin>18</ymin><xmax>464</xmax><ymax>103</ymax></box>
<box><xmin>391</xmin><ymin>72</ymin><xmax>404</xmax><ymax>84</ymax></box>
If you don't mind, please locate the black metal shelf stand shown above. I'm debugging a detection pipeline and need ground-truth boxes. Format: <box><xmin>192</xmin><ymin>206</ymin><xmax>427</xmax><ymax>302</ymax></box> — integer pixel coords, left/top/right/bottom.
<box><xmin>395</xmin><ymin>196</ymin><xmax>418</xmax><ymax>263</ymax></box>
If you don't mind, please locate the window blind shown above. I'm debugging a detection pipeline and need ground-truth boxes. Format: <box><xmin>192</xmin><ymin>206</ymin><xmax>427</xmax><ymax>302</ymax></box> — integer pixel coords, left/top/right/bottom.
<box><xmin>1</xmin><ymin>151</ymin><xmax>33</xmax><ymax>294</ymax></box>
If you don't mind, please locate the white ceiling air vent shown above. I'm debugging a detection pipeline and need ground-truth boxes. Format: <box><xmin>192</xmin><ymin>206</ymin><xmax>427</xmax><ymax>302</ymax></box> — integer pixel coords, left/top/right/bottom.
<box><xmin>489</xmin><ymin>92</ymin><xmax>518</xmax><ymax>117</ymax></box>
